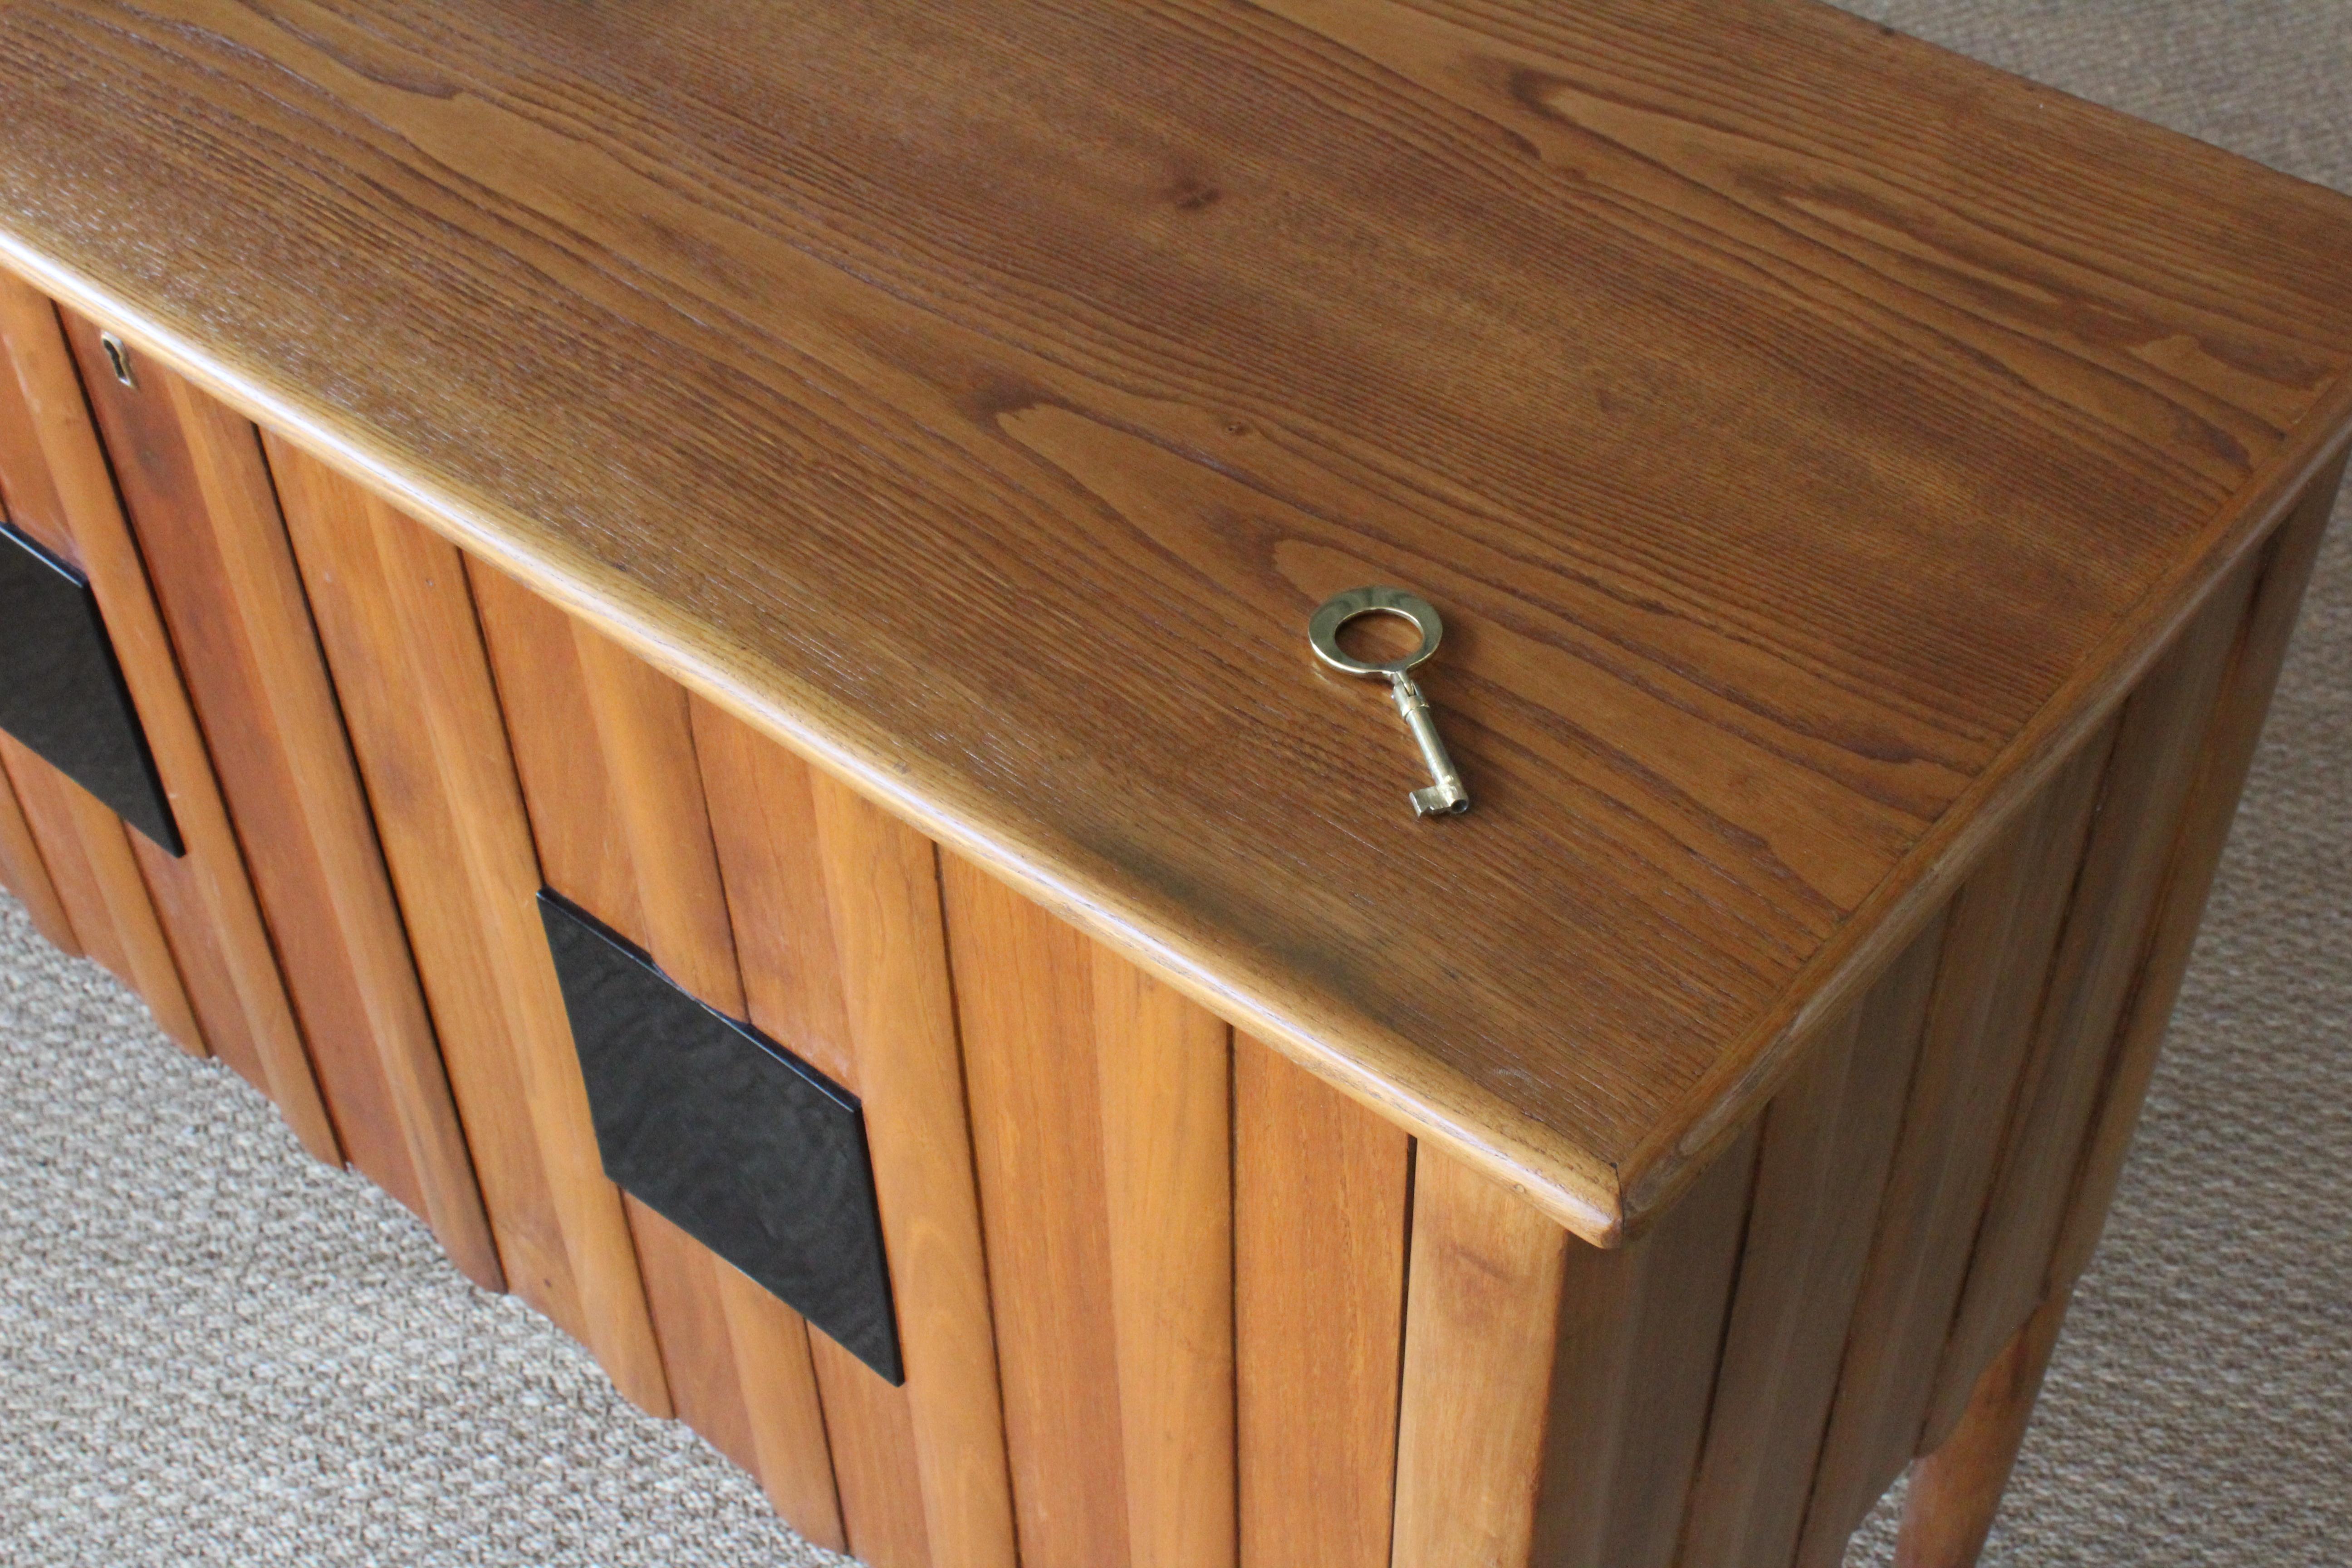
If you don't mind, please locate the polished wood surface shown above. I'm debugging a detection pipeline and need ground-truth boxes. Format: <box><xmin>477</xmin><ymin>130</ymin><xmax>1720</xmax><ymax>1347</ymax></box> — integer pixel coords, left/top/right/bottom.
<box><xmin>697</xmin><ymin>713</ymin><xmax>1018</xmax><ymax>1568</ymax></box>
<box><xmin>5</xmin><ymin>1</ymin><xmax>2350</xmax><ymax>1236</ymax></box>
<box><xmin>1921</xmin><ymin>564</ymin><xmax>2253</xmax><ymax>1449</ymax></box>
<box><xmin>944</xmin><ymin>857</ymin><xmax>1236</xmax><ymax>1568</ymax></box>
<box><xmin>2047</xmin><ymin>450</ymin><xmax>2349</xmax><ymax>1299</ymax></box>
<box><xmin>1676</xmin><ymin>926</ymin><xmax>1937</xmax><ymax>1568</ymax></box>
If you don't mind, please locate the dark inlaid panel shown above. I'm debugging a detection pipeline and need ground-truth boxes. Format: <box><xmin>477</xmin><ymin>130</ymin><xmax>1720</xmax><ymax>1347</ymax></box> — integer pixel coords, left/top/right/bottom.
<box><xmin>538</xmin><ymin>889</ymin><xmax>902</xmax><ymax>1383</ymax></box>
<box><xmin>0</xmin><ymin>523</ymin><xmax>181</xmax><ymax>854</ymax></box>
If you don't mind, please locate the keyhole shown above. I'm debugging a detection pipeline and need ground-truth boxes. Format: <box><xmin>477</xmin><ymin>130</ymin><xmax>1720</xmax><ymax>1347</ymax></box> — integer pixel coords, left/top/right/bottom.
<box><xmin>99</xmin><ymin>332</ymin><xmax>135</xmax><ymax>388</ymax></box>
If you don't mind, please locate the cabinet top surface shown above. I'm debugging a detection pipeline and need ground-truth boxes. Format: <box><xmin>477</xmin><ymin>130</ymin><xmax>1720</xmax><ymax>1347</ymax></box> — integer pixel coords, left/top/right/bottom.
<box><xmin>4</xmin><ymin>0</ymin><xmax>2350</xmax><ymax>1237</ymax></box>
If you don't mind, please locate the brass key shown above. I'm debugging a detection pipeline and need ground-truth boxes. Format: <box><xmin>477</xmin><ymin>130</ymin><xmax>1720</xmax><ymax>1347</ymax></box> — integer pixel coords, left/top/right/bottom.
<box><xmin>1309</xmin><ymin>587</ymin><xmax>1470</xmax><ymax>817</ymax></box>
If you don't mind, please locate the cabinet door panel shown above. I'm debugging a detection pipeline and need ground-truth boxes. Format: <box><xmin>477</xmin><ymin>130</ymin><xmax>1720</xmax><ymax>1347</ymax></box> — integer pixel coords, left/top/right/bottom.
<box><xmin>0</xmin><ymin>272</ymin><xmax>329</xmax><ymax>1140</ymax></box>
<box><xmin>471</xmin><ymin>569</ymin><xmax>843</xmax><ymax>1548</ymax></box>
<box><xmin>65</xmin><ymin>315</ymin><xmax>497</xmax><ymax>1284</ymax></box>
<box><xmin>698</xmin><ymin>704</ymin><xmax>1017</xmax><ymax>1568</ymax></box>
<box><xmin>263</xmin><ymin>434</ymin><xmax>667</xmax><ymax>1412</ymax></box>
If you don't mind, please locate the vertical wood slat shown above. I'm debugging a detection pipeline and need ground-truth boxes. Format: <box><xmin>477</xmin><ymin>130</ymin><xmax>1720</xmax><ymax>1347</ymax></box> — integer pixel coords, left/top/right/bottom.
<box><xmin>1388</xmin><ymin>1149</ymin><xmax>1572</xmax><ymax>1568</ymax></box>
<box><xmin>63</xmin><ymin>322</ymin><xmax>501</xmax><ymax>1288</ymax></box>
<box><xmin>0</xmin><ymin>288</ymin><xmax>212</xmax><ymax>1062</ymax></box>
<box><xmin>0</xmin><ymin>732</ymin><xmax>199</xmax><ymax>1047</ymax></box>
<box><xmin>261</xmin><ymin>434</ymin><xmax>670</xmax><ymax>1414</ymax></box>
<box><xmin>1235</xmin><ymin>1033</ymin><xmax>1411</xmax><ymax>1568</ymax></box>
<box><xmin>1388</xmin><ymin>1120</ymin><xmax>1759</xmax><ymax>1568</ymax></box>
<box><xmin>695</xmin><ymin>702</ymin><xmax>1017</xmax><ymax>1568</ymax></box>
<box><xmin>0</xmin><ymin>746</ymin><xmax>77</xmax><ymax>950</ymax></box>
<box><xmin>941</xmin><ymin>854</ymin><xmax>1236</xmax><ymax>1568</ymax></box>
<box><xmin>1792</xmin><ymin>732</ymin><xmax>2112</xmax><ymax>1563</ymax></box>
<box><xmin>1918</xmin><ymin>559</ymin><xmax>2260</xmax><ymax>1450</ymax></box>
<box><xmin>469</xmin><ymin>567</ymin><xmax>648</xmax><ymax>943</ymax></box>
<box><xmin>1674</xmin><ymin>914</ymin><xmax>1947</xmax><ymax>1568</ymax></box>
<box><xmin>469</xmin><ymin>567</ymin><xmax>843</xmax><ymax>1548</ymax></box>
<box><xmin>0</xmin><ymin>275</ymin><xmax>340</xmax><ymax>1131</ymax></box>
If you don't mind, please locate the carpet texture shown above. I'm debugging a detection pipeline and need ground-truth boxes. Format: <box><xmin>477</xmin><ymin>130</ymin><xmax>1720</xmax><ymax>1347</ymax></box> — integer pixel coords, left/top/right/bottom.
<box><xmin>2</xmin><ymin>4</ymin><xmax>2347</xmax><ymax>1565</ymax></box>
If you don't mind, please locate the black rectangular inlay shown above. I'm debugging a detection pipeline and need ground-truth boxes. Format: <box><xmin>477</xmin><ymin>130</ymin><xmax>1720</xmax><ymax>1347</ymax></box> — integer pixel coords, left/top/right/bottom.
<box><xmin>537</xmin><ymin>889</ymin><xmax>903</xmax><ymax>1383</ymax></box>
<box><xmin>0</xmin><ymin>523</ymin><xmax>181</xmax><ymax>855</ymax></box>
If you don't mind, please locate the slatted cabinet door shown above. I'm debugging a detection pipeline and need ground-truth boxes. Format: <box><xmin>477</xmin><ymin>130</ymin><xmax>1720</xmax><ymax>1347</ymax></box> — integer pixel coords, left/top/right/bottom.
<box><xmin>941</xmin><ymin>852</ymin><xmax>1236</xmax><ymax>1568</ymax></box>
<box><xmin>1234</xmin><ymin>1033</ymin><xmax>1412</xmax><ymax>1568</ymax></box>
<box><xmin>260</xmin><ymin>435</ymin><xmax>671</xmax><ymax>1416</ymax></box>
<box><xmin>467</xmin><ymin>561</ymin><xmax>844</xmax><ymax>1551</ymax></box>
<box><xmin>696</xmin><ymin>703</ymin><xmax>1019</xmax><ymax>1568</ymax></box>
<box><xmin>0</xmin><ymin>272</ymin><xmax>340</xmax><ymax>1157</ymax></box>
<box><xmin>62</xmin><ymin>311</ymin><xmax>500</xmax><ymax>1289</ymax></box>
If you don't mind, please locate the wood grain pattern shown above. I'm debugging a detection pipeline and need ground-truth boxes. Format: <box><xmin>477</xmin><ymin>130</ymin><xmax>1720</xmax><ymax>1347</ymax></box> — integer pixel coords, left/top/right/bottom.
<box><xmin>0</xmin><ymin>272</ymin><xmax>338</xmax><ymax>1124</ymax></box>
<box><xmin>1792</xmin><ymin>736</ymin><xmax>2111</xmax><ymax>1562</ymax></box>
<box><xmin>1920</xmin><ymin>563</ymin><xmax>2256</xmax><ymax>1449</ymax></box>
<box><xmin>62</xmin><ymin>313</ymin><xmax>498</xmax><ymax>1284</ymax></box>
<box><xmin>470</xmin><ymin>564</ymin><xmax>646</xmax><ymax>945</ymax></box>
<box><xmin>469</xmin><ymin>564</ymin><xmax>839</xmax><ymax>1544</ymax></box>
<box><xmin>1235</xmin><ymin>1034</ymin><xmax>1410</xmax><ymax>1568</ymax></box>
<box><xmin>696</xmin><ymin>703</ymin><xmax>1014</xmax><ymax>1568</ymax></box>
<box><xmin>1392</xmin><ymin>1144</ymin><xmax>1771</xmax><ymax>1568</ymax></box>
<box><xmin>0</xmin><ymin>744</ymin><xmax>75</xmax><ymax>950</ymax></box>
<box><xmin>1675</xmin><ymin>918</ymin><xmax>1943</xmax><ymax>1568</ymax></box>
<box><xmin>714</xmin><ymin>1261</ymin><xmax>846</xmax><ymax>1548</ymax></box>
<box><xmin>262</xmin><ymin>434</ymin><xmax>669</xmax><ymax>1413</ymax></box>
<box><xmin>5</xmin><ymin>0</ymin><xmax>2350</xmax><ymax>1235</ymax></box>
<box><xmin>0</xmin><ymin>734</ymin><xmax>200</xmax><ymax>1049</ymax></box>
<box><xmin>943</xmin><ymin>855</ymin><xmax>1235</xmax><ymax>1568</ymax></box>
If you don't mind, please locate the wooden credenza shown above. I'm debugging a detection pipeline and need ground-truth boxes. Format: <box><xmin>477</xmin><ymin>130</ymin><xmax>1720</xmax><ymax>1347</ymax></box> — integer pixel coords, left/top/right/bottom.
<box><xmin>1</xmin><ymin>4</ymin><xmax>2348</xmax><ymax>1566</ymax></box>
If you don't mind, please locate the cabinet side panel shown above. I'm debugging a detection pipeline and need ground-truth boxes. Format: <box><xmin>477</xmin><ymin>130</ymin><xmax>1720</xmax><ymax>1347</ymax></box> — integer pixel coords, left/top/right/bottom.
<box><xmin>65</xmin><ymin>318</ymin><xmax>499</xmax><ymax>1282</ymax></box>
<box><xmin>2046</xmin><ymin>451</ymin><xmax>2347</xmax><ymax>1301</ymax></box>
<box><xmin>696</xmin><ymin>702</ymin><xmax>1015</xmax><ymax>1568</ymax></box>
<box><xmin>942</xmin><ymin>854</ymin><xmax>1236</xmax><ymax>1568</ymax></box>
<box><xmin>1921</xmin><ymin>559</ymin><xmax>2258</xmax><ymax>1449</ymax></box>
<box><xmin>0</xmin><ymin>744</ymin><xmax>76</xmax><ymax>950</ymax></box>
<box><xmin>469</xmin><ymin>574</ymin><xmax>840</xmax><ymax>1543</ymax></box>
<box><xmin>1235</xmin><ymin>1033</ymin><xmax>1411</xmax><ymax>1568</ymax></box>
<box><xmin>1675</xmin><ymin>911</ymin><xmax>1943</xmax><ymax>1568</ymax></box>
<box><xmin>262</xmin><ymin>433</ymin><xmax>668</xmax><ymax>1412</ymax></box>
<box><xmin>0</xmin><ymin>276</ymin><xmax>342</xmax><ymax>1150</ymax></box>
<box><xmin>470</xmin><ymin>564</ymin><xmax>647</xmax><ymax>949</ymax></box>
<box><xmin>1545</xmin><ymin>1123</ymin><xmax>1759</xmax><ymax>1568</ymax></box>
<box><xmin>1794</xmin><ymin>732</ymin><xmax>2111</xmax><ymax>1560</ymax></box>
<box><xmin>1095</xmin><ymin>943</ymin><xmax>1237</xmax><ymax>1568</ymax></box>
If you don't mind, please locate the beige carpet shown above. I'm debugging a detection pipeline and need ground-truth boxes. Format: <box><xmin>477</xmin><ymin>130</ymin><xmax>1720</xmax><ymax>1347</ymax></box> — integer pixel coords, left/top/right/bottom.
<box><xmin>2</xmin><ymin>4</ymin><xmax>2347</xmax><ymax>1565</ymax></box>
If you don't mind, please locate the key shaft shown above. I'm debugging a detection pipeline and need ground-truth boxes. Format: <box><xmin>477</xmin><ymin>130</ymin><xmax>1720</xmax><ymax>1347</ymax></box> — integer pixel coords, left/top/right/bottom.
<box><xmin>1392</xmin><ymin>674</ymin><xmax>1469</xmax><ymax>815</ymax></box>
